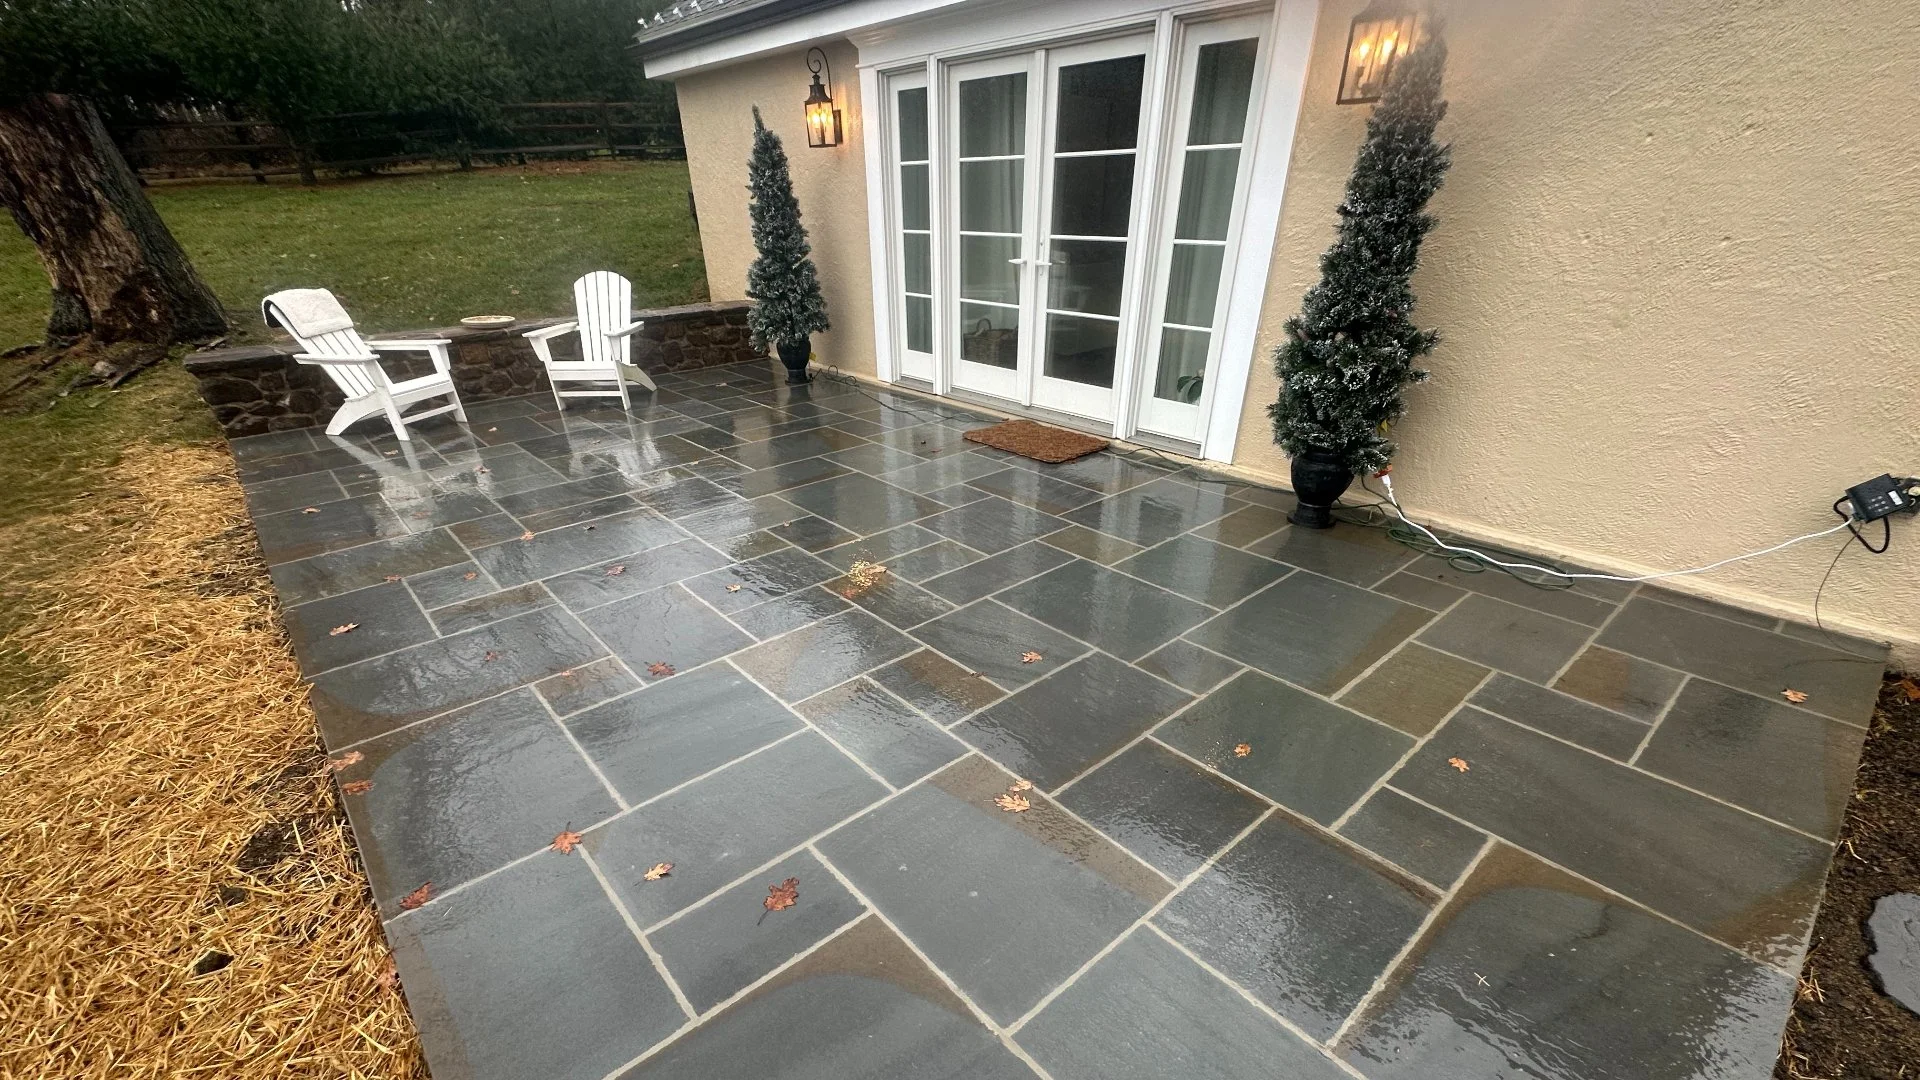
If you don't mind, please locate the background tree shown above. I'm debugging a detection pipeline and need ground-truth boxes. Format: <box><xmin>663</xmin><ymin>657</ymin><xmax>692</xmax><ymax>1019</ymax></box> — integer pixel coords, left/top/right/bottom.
<box><xmin>1267</xmin><ymin>29</ymin><xmax>1451</xmax><ymax>475</ymax></box>
<box><xmin>743</xmin><ymin>107</ymin><xmax>828</xmax><ymax>372</ymax></box>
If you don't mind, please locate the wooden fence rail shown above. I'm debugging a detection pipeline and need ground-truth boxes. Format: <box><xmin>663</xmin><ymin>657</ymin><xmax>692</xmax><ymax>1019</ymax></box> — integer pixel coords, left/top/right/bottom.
<box><xmin>114</xmin><ymin>101</ymin><xmax>685</xmax><ymax>183</ymax></box>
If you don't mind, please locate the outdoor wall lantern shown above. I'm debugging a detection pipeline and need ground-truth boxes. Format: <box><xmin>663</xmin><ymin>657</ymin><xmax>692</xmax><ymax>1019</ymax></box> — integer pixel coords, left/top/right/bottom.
<box><xmin>1337</xmin><ymin>1</ymin><xmax>1420</xmax><ymax>104</ymax></box>
<box><xmin>804</xmin><ymin>47</ymin><xmax>843</xmax><ymax>148</ymax></box>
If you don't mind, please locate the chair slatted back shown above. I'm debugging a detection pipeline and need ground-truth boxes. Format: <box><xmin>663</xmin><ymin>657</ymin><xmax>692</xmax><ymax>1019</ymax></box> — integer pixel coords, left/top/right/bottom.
<box><xmin>573</xmin><ymin>271</ymin><xmax>633</xmax><ymax>368</ymax></box>
<box><xmin>265</xmin><ymin>300</ymin><xmax>382</xmax><ymax>400</ymax></box>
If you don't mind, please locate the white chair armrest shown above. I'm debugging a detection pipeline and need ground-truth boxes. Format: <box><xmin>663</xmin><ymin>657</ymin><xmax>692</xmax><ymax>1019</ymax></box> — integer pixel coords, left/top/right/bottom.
<box><xmin>367</xmin><ymin>337</ymin><xmax>453</xmax><ymax>352</ymax></box>
<box><xmin>292</xmin><ymin>351</ymin><xmax>379</xmax><ymax>365</ymax></box>
<box><xmin>603</xmin><ymin>323</ymin><xmax>646</xmax><ymax>340</ymax></box>
<box><xmin>523</xmin><ymin>322</ymin><xmax>578</xmax><ymax>342</ymax></box>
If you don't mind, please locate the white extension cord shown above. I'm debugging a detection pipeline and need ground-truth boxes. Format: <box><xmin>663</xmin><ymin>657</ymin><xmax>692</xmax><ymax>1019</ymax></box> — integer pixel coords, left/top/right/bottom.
<box><xmin>1370</xmin><ymin>473</ymin><xmax>1857</xmax><ymax>584</ymax></box>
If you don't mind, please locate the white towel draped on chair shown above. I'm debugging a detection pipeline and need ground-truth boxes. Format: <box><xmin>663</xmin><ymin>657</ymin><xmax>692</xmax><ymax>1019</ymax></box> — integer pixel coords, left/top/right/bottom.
<box><xmin>260</xmin><ymin>288</ymin><xmax>355</xmax><ymax>337</ymax></box>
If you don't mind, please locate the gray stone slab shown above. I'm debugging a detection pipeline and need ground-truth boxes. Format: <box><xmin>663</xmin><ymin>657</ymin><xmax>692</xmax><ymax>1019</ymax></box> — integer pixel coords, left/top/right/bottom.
<box><xmin>920</xmin><ymin>539</ymin><xmax>1076</xmax><ymax>604</ymax></box>
<box><xmin>818</xmin><ymin>755</ymin><xmax>1170</xmax><ymax>1025</ymax></box>
<box><xmin>672</xmin><ymin>494</ymin><xmax>810</xmax><ymax>542</ymax></box>
<box><xmin>494</xmin><ymin>472</ymin><xmax>638</xmax><ymax>519</ymax></box>
<box><xmin>733</xmin><ymin>608</ymin><xmax>920</xmax><ymax>703</ymax></box>
<box><xmin>884</xmin><ymin>540</ymin><xmax>982</xmax><ymax>581</ymax></box>
<box><xmin>1062</xmin><ymin>477</ymin><xmax>1236</xmax><ymax>548</ymax></box>
<box><xmin>910</xmin><ymin>598</ymin><xmax>1089</xmax><ymax>688</ymax></box>
<box><xmin>1137</xmin><ymin>638</ymin><xmax>1244</xmax><ymax>694</ymax></box>
<box><xmin>1394</xmin><ymin>556</ymin><xmax>1621</xmax><ymax>626</ymax></box>
<box><xmin>1058</xmin><ymin>741</ymin><xmax>1268</xmax><ymax>878</ymax></box>
<box><xmin>1191</xmin><ymin>503</ymin><xmax>1291</xmax><ymax>548</ymax></box>
<box><xmin>651</xmin><ymin>849</ymin><xmax>867</xmax><ymax>1014</ymax></box>
<box><xmin>1032</xmin><ymin>453</ymin><xmax>1169</xmax><ymax>494</ymax></box>
<box><xmin>428</xmin><ymin>581</ymin><xmax>556</xmax><ymax>636</ymax></box>
<box><xmin>1470</xmin><ymin>672</ymin><xmax>1649</xmax><ymax>760</ymax></box>
<box><xmin>387</xmin><ymin>850</ymin><xmax>684</xmax><ymax>1080</ymax></box>
<box><xmin>403</xmin><ymin>559</ymin><xmax>498</xmax><ymax>609</ymax></box>
<box><xmin>816</xmin><ymin>523</ymin><xmax>943</xmax><ymax>571</ymax></box>
<box><xmin>1241</xmin><ymin>520</ymin><xmax>1418</xmax><ymax>587</ymax></box>
<box><xmin>1155</xmin><ymin>814</ymin><xmax>1431</xmax><ymax>1040</ymax></box>
<box><xmin>870</xmin><ymin>649</ymin><xmax>1006</xmax><ymax>726</ymax></box>
<box><xmin>1371</xmin><ymin>570</ymin><xmax>1468</xmax><ymax>612</ymax></box>
<box><xmin>1157</xmin><ymin>670</ymin><xmax>1412</xmax><ymax>825</ymax></box>
<box><xmin>310</xmin><ymin>606</ymin><xmax>607</xmax><ymax>747</ymax></box>
<box><xmin>1186</xmin><ymin>572</ymin><xmax>1433</xmax><ymax>695</ymax></box>
<box><xmin>797</xmin><ymin>678</ymin><xmax>970</xmax><ymax>787</ymax></box>
<box><xmin>470</xmin><ymin>508</ymin><xmax>686</xmax><ymax>586</ymax></box>
<box><xmin>543</xmin><ymin>537</ymin><xmax>733</xmax><ymax>612</ymax></box>
<box><xmin>283</xmin><ymin>580</ymin><xmax>437</xmax><ymax>674</ymax></box>
<box><xmin>709</xmin><ymin>455</ymin><xmax>851</xmax><ymax>499</ymax></box>
<box><xmin>586</xmin><ymin>733</ymin><xmax>887</xmax><ymax>927</ymax></box>
<box><xmin>823</xmin><ymin>570</ymin><xmax>954</xmax><ymax>629</ymax></box>
<box><xmin>566</xmin><ymin>665</ymin><xmax>802</xmax><ymax>803</ymax></box>
<box><xmin>965</xmin><ymin>466</ymin><xmax>1106</xmax><ymax>516</ymax></box>
<box><xmin>1598</xmin><ymin>596</ymin><xmax>1884</xmax><ymax>723</ymax></box>
<box><xmin>877</xmin><ymin>453</ymin><xmax>1009</xmax><ymax>494</ymax></box>
<box><xmin>1114</xmin><ymin>535</ymin><xmax>1291</xmax><ymax>609</ymax></box>
<box><xmin>956</xmin><ymin>652</ymin><xmax>1193</xmax><ymax>791</ymax></box>
<box><xmin>1342</xmin><ymin>846</ymin><xmax>1797</xmax><ymax>1080</ymax></box>
<box><xmin>1021</xmin><ymin>929</ymin><xmax>1350</xmax><ymax>1080</ymax></box>
<box><xmin>1419</xmin><ymin>593</ymin><xmax>1594</xmax><ymax>684</ymax></box>
<box><xmin>576</xmin><ymin>582</ymin><xmax>755</xmax><ymax>682</ymax></box>
<box><xmin>1637</xmin><ymin>679</ymin><xmax>1866</xmax><ymax>838</ymax></box>
<box><xmin>688</xmin><ymin>547</ymin><xmax>841</xmax><ymax>612</ymax></box>
<box><xmin>1337</xmin><ymin>789</ymin><xmax>1486</xmax><ymax>888</ymax></box>
<box><xmin>533</xmin><ymin>656</ymin><xmax>642</xmax><ymax>717</ymax></box>
<box><xmin>619</xmin><ymin>916</ymin><xmax>1033</xmax><ymax>1079</ymax></box>
<box><xmin>251</xmin><ymin>494</ymin><xmax>409</xmax><ymax>565</ymax></box>
<box><xmin>1393</xmin><ymin>707</ymin><xmax>1834</xmax><ymax>965</ymax></box>
<box><xmin>729</xmin><ymin>586</ymin><xmax>853</xmax><ymax>640</ymax></box>
<box><xmin>1552</xmin><ymin>644</ymin><xmax>1687</xmax><ymax>722</ymax></box>
<box><xmin>1336</xmin><ymin>642</ymin><xmax>1489</xmax><ymax>737</ymax></box>
<box><xmin>920</xmin><ymin>495</ymin><xmax>1068</xmax><ymax>555</ymax></box>
<box><xmin>999</xmin><ymin>559</ymin><xmax>1213</xmax><ymax>661</ymax></box>
<box><xmin>1868</xmin><ymin>892</ymin><xmax>1920</xmax><ymax>1015</ymax></box>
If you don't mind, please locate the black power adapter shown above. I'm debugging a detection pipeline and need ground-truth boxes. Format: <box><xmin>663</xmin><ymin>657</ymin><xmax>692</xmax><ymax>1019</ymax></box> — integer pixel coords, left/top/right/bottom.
<box><xmin>1845</xmin><ymin>474</ymin><xmax>1920</xmax><ymax>522</ymax></box>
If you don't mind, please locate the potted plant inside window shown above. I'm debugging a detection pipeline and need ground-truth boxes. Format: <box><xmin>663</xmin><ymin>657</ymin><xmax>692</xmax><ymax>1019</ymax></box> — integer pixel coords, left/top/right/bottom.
<box><xmin>1269</xmin><ymin>27</ymin><xmax>1450</xmax><ymax>527</ymax></box>
<box><xmin>745</xmin><ymin>106</ymin><xmax>830</xmax><ymax>384</ymax></box>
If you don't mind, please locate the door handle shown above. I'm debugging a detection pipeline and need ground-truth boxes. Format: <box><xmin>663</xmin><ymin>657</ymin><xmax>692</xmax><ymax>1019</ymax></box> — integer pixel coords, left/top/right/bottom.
<box><xmin>1007</xmin><ymin>257</ymin><xmax>1028</xmax><ymax>266</ymax></box>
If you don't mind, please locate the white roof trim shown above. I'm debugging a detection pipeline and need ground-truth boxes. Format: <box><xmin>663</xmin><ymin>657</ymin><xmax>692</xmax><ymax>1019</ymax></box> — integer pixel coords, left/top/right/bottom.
<box><xmin>641</xmin><ymin>0</ymin><xmax>968</xmax><ymax>78</ymax></box>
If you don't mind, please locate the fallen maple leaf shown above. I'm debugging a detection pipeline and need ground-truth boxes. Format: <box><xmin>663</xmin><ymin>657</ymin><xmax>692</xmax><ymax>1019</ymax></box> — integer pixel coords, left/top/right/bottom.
<box><xmin>327</xmin><ymin>751</ymin><xmax>363</xmax><ymax>772</ymax></box>
<box><xmin>385</xmin><ymin>450</ymin><xmax>399</xmax><ymax>457</ymax></box>
<box><xmin>1232</xmin><ymin>742</ymin><xmax>1252</xmax><ymax>758</ymax></box>
<box><xmin>483</xmin><ymin>650</ymin><xmax>501</xmax><ymax>662</ymax></box>
<box><xmin>994</xmin><ymin>793</ymin><xmax>1031</xmax><ymax>813</ymax></box>
<box><xmin>1020</xmin><ymin>650</ymin><xmax>1043</xmax><ymax>664</ymax></box>
<box><xmin>329</xmin><ymin>622</ymin><xmax>358</xmax><ymax>636</ymax></box>
<box><xmin>1782</xmin><ymin>688</ymin><xmax>1810</xmax><ymax>704</ymax></box>
<box><xmin>475</xmin><ymin>466</ymin><xmax>490</xmax><ymax>474</ymax></box>
<box><xmin>551</xmin><ymin>829</ymin><xmax>584</xmax><ymax>854</ymax></box>
<box><xmin>1007</xmin><ymin>779</ymin><xmax>1033</xmax><ymax>793</ymax></box>
<box><xmin>584</xmin><ymin>524</ymin><xmax>596</xmax><ymax>531</ymax></box>
<box><xmin>725</xmin><ymin>583</ymin><xmax>743</xmax><ymax>592</ymax></box>
<box><xmin>647</xmin><ymin>661</ymin><xmax>676</xmax><ymax>677</ymax></box>
<box><xmin>557</xmin><ymin>669</ymin><xmax>575</xmax><ymax>678</ymax></box>
<box><xmin>487</xmin><ymin>426</ymin><xmax>499</xmax><ymax>433</ymax></box>
<box><xmin>1447</xmin><ymin>757</ymin><xmax>1470</xmax><ymax>773</ymax></box>
<box><xmin>399</xmin><ymin>882</ymin><xmax>433</xmax><ymax>910</ymax></box>
<box><xmin>1900</xmin><ymin>678</ymin><xmax>1920</xmax><ymax>702</ymax></box>
<box><xmin>605</xmin><ymin>564</ymin><xmax>626</xmax><ymax>576</ymax></box>
<box><xmin>383</xmin><ymin>574</ymin><xmax>402</xmax><ymax>582</ymax></box>
<box><xmin>376</xmin><ymin>958</ymin><xmax>399</xmax><ymax>991</ymax></box>
<box><xmin>764</xmin><ymin>877</ymin><xmax>799</xmax><ymax>912</ymax></box>
<box><xmin>642</xmin><ymin>862</ymin><xmax>673</xmax><ymax>881</ymax></box>
<box><xmin>342</xmin><ymin>779</ymin><xmax>373</xmax><ymax>795</ymax></box>
<box><xmin>301</xmin><ymin>507</ymin><xmax>320</xmax><ymax>514</ymax></box>
<box><xmin>462</xmin><ymin>571</ymin><xmax>478</xmax><ymax>581</ymax></box>
<box><xmin>519</xmin><ymin>530</ymin><xmax>535</xmax><ymax>542</ymax></box>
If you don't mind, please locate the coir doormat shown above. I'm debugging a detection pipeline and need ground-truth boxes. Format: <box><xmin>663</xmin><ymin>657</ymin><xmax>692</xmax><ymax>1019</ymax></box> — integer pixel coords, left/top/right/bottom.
<box><xmin>962</xmin><ymin>419</ymin><xmax>1108</xmax><ymax>463</ymax></box>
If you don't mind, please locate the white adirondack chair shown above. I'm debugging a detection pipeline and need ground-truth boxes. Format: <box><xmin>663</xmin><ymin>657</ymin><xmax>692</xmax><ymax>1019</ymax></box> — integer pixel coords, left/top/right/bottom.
<box><xmin>261</xmin><ymin>288</ymin><xmax>466</xmax><ymax>441</ymax></box>
<box><xmin>521</xmin><ymin>271</ymin><xmax>658</xmax><ymax>411</ymax></box>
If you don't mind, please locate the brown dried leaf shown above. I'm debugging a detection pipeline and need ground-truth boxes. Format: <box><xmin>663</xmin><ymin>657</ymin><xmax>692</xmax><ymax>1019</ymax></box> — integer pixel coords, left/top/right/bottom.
<box><xmin>1007</xmin><ymin>779</ymin><xmax>1033</xmax><ymax>793</ymax></box>
<box><xmin>1782</xmin><ymin>688</ymin><xmax>1810</xmax><ymax>704</ymax></box>
<box><xmin>383</xmin><ymin>574</ymin><xmax>402</xmax><ymax>582</ymax></box>
<box><xmin>487</xmin><ymin>426</ymin><xmax>499</xmax><ymax>433</ymax></box>
<box><xmin>1900</xmin><ymin>677</ymin><xmax>1920</xmax><ymax>702</ymax></box>
<box><xmin>327</xmin><ymin>750</ymin><xmax>363</xmax><ymax>772</ymax></box>
<box><xmin>605</xmin><ymin>564</ymin><xmax>626</xmax><ymax>577</ymax></box>
<box><xmin>328</xmin><ymin>622</ymin><xmax>358</xmax><ymax>636</ymax></box>
<box><xmin>376</xmin><ymin>957</ymin><xmax>400</xmax><ymax>991</ymax></box>
<box><xmin>1447</xmin><ymin>757</ymin><xmax>1470</xmax><ymax>773</ymax></box>
<box><xmin>994</xmin><ymin>793</ymin><xmax>1031</xmax><ymax>813</ymax></box>
<box><xmin>483</xmin><ymin>650</ymin><xmax>502</xmax><ymax>662</ymax></box>
<box><xmin>399</xmin><ymin>882</ymin><xmax>433</xmax><ymax>910</ymax></box>
<box><xmin>551</xmin><ymin>829</ymin><xmax>584</xmax><ymax>854</ymax></box>
<box><xmin>647</xmin><ymin>661</ymin><xmax>676</xmax><ymax>678</ymax></box>
<box><xmin>463</xmin><ymin>571</ymin><xmax>478</xmax><ymax>581</ymax></box>
<box><xmin>341</xmin><ymin>779</ymin><xmax>373</xmax><ymax>795</ymax></box>
<box><xmin>300</xmin><ymin>507</ymin><xmax>320</xmax><ymax>514</ymax></box>
<box><xmin>1232</xmin><ymin>742</ymin><xmax>1252</xmax><ymax>758</ymax></box>
<box><xmin>519</xmin><ymin>530</ymin><xmax>535</xmax><ymax>542</ymax></box>
<box><xmin>643</xmin><ymin>862</ymin><xmax>674</xmax><ymax>881</ymax></box>
<box><xmin>764</xmin><ymin>877</ymin><xmax>800</xmax><ymax>913</ymax></box>
<box><xmin>474</xmin><ymin>466</ymin><xmax>490</xmax><ymax>474</ymax></box>
<box><xmin>1020</xmin><ymin>650</ymin><xmax>1043</xmax><ymax>664</ymax></box>
<box><xmin>725</xmin><ymin>583</ymin><xmax>743</xmax><ymax>593</ymax></box>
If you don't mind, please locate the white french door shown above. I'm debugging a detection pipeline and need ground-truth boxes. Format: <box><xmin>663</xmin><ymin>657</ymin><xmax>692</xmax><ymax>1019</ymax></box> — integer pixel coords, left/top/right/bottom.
<box><xmin>877</xmin><ymin>9</ymin><xmax>1274</xmax><ymax>448</ymax></box>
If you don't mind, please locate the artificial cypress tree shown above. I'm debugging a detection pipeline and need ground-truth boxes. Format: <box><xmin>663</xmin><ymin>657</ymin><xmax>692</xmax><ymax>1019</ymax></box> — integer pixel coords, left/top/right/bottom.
<box><xmin>1268</xmin><ymin>27</ymin><xmax>1451</xmax><ymax>477</ymax></box>
<box><xmin>744</xmin><ymin>105</ymin><xmax>830</xmax><ymax>381</ymax></box>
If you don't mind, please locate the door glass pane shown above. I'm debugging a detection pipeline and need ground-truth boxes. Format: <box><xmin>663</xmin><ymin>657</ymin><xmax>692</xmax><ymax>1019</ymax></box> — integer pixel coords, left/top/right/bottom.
<box><xmin>959</xmin><ymin>235</ymin><xmax>1021</xmax><ymax>305</ymax></box>
<box><xmin>1055</xmin><ymin>56</ymin><xmax>1146</xmax><ymax>152</ymax></box>
<box><xmin>958</xmin><ymin>74</ymin><xmax>1026</xmax><ymax>157</ymax></box>
<box><xmin>959</xmin><ymin>160</ymin><xmax>1022</xmax><ymax>232</ymax></box>
<box><xmin>1048</xmin><ymin>239</ymin><xmax>1126</xmax><ymax>317</ymax></box>
<box><xmin>897</xmin><ymin>87</ymin><xmax>929</xmax><ymax>160</ymax></box>
<box><xmin>903</xmin><ymin>233</ymin><xmax>932</xmax><ymax>294</ymax></box>
<box><xmin>905</xmin><ymin>296</ymin><xmax>932</xmax><ymax>353</ymax></box>
<box><xmin>901</xmin><ymin>163</ymin><xmax>929</xmax><ymax>230</ymax></box>
<box><xmin>1044</xmin><ymin>313</ymin><xmax>1118</xmax><ymax>388</ymax></box>
<box><xmin>1187</xmin><ymin>39</ymin><xmax>1259</xmax><ymax>145</ymax></box>
<box><xmin>1051</xmin><ymin>156</ymin><xmax>1135</xmax><ymax>236</ymax></box>
<box><xmin>1173</xmin><ymin>148</ymin><xmax>1240</xmax><ymax>240</ymax></box>
<box><xmin>1163</xmin><ymin>244</ymin><xmax>1225</xmax><ymax>326</ymax></box>
<box><xmin>960</xmin><ymin>301</ymin><xmax>1020</xmax><ymax>369</ymax></box>
<box><xmin>1153</xmin><ymin>327</ymin><xmax>1211</xmax><ymax>402</ymax></box>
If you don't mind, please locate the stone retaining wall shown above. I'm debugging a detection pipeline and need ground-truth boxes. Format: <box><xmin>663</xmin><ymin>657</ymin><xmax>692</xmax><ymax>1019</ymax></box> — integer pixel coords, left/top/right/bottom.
<box><xmin>185</xmin><ymin>300</ymin><xmax>758</xmax><ymax>437</ymax></box>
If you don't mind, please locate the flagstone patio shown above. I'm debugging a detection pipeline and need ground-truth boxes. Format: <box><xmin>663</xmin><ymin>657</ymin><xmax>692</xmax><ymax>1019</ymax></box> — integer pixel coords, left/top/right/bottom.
<box><xmin>236</xmin><ymin>358</ymin><xmax>1887</xmax><ymax>1080</ymax></box>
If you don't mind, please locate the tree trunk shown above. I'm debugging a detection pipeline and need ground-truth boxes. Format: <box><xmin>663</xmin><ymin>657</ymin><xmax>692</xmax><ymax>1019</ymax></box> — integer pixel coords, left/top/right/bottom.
<box><xmin>0</xmin><ymin>93</ymin><xmax>227</xmax><ymax>345</ymax></box>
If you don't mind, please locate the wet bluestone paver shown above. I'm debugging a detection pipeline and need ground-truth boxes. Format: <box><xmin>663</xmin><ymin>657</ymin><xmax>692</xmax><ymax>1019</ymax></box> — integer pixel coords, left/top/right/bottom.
<box><xmin>232</xmin><ymin>361</ymin><xmax>1886</xmax><ymax>1079</ymax></box>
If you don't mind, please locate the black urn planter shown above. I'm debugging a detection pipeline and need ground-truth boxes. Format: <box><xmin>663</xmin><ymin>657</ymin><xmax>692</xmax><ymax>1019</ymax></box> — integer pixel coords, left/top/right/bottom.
<box><xmin>776</xmin><ymin>339</ymin><xmax>812</xmax><ymax>384</ymax></box>
<box><xmin>1287</xmin><ymin>447</ymin><xmax>1354</xmax><ymax>530</ymax></box>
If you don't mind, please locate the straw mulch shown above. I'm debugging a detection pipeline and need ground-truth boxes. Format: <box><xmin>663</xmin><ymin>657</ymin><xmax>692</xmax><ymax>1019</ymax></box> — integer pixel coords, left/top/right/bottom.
<box><xmin>0</xmin><ymin>443</ymin><xmax>423</xmax><ymax>1079</ymax></box>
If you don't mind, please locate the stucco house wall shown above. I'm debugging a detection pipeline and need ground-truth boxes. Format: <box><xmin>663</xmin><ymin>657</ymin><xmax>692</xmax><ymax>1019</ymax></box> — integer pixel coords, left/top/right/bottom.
<box><xmin>661</xmin><ymin>0</ymin><xmax>1920</xmax><ymax>660</ymax></box>
<box><xmin>674</xmin><ymin>39</ymin><xmax>878</xmax><ymax>378</ymax></box>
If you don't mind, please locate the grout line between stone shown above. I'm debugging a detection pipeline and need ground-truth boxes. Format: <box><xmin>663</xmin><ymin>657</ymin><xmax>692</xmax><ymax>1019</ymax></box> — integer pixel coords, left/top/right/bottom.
<box><xmin>532</xmin><ymin>686</ymin><xmax>630</xmax><ymax>812</ymax></box>
<box><xmin>1326</xmin><ymin>666</ymin><xmax>1499</xmax><ymax>835</ymax></box>
<box><xmin>722</xmin><ymin>656</ymin><xmax>899</xmax><ymax>795</ymax></box>
<box><xmin>1629</xmin><ymin>673</ymin><xmax>1689</xmax><ymax>765</ymax></box>
<box><xmin>579</xmin><ymin>847</ymin><xmax>699</xmax><ymax>1021</ymax></box>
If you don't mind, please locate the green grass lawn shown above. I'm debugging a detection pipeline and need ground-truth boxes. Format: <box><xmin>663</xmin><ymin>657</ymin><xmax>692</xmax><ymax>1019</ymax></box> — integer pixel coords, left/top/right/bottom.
<box><xmin>0</xmin><ymin>161</ymin><xmax>709</xmax><ymax>349</ymax></box>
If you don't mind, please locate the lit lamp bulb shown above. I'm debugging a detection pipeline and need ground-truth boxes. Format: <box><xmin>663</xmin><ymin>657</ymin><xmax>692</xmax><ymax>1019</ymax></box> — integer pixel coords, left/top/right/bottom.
<box><xmin>804</xmin><ymin>71</ymin><xmax>842</xmax><ymax>148</ymax></box>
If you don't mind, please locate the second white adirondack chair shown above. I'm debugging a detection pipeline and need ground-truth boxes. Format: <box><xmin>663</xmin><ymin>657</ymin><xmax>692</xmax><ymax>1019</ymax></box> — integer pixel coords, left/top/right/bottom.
<box><xmin>521</xmin><ymin>271</ymin><xmax>658</xmax><ymax>411</ymax></box>
<box><xmin>261</xmin><ymin>288</ymin><xmax>466</xmax><ymax>442</ymax></box>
